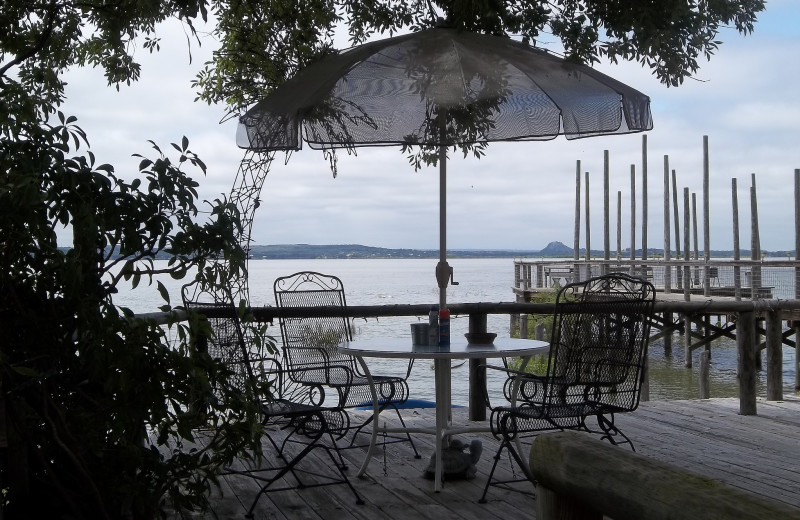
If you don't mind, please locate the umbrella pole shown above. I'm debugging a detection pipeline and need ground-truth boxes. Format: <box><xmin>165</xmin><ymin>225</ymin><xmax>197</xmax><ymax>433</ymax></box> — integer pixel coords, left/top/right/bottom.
<box><xmin>437</xmin><ymin>144</ymin><xmax>448</xmax><ymax>311</ymax></box>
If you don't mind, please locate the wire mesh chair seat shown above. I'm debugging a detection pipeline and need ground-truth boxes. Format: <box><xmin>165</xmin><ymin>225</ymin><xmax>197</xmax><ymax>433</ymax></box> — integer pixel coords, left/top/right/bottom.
<box><xmin>479</xmin><ymin>273</ymin><xmax>655</xmax><ymax>503</ymax></box>
<box><xmin>273</xmin><ymin>271</ymin><xmax>420</xmax><ymax>456</ymax></box>
<box><xmin>181</xmin><ymin>281</ymin><xmax>363</xmax><ymax>518</ymax></box>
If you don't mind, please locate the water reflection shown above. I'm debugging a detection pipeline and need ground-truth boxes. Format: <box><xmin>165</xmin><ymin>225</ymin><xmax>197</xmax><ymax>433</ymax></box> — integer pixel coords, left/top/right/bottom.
<box><xmin>647</xmin><ymin>335</ymin><xmax>798</xmax><ymax>400</ymax></box>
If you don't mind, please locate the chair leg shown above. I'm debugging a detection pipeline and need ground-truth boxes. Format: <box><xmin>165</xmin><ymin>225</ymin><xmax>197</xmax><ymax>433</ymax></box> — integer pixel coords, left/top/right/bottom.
<box><xmin>478</xmin><ymin>441</ymin><xmax>507</xmax><ymax>503</ymax></box>
<box><xmin>479</xmin><ymin>436</ymin><xmax>536</xmax><ymax>504</ymax></box>
<box><xmin>245</xmin><ymin>417</ymin><xmax>364</xmax><ymax>518</ymax></box>
<box><xmin>347</xmin><ymin>403</ymin><xmax>419</xmax><ymax>458</ymax></box>
<box><xmin>595</xmin><ymin>413</ymin><xmax>635</xmax><ymax>450</ymax></box>
<box><xmin>391</xmin><ymin>405</ymin><xmax>421</xmax><ymax>458</ymax></box>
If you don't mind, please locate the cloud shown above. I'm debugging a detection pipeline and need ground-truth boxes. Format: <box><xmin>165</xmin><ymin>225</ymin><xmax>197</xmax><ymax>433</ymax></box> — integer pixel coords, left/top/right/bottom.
<box><xmin>56</xmin><ymin>5</ymin><xmax>800</xmax><ymax>252</ymax></box>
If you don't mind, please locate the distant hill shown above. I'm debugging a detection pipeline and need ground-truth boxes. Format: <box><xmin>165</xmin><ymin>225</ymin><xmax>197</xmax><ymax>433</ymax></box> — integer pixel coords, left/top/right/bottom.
<box><xmin>247</xmin><ymin>244</ymin><xmax>544</xmax><ymax>259</ymax></box>
<box><xmin>60</xmin><ymin>242</ymin><xmax>797</xmax><ymax>260</ymax></box>
<box><xmin>539</xmin><ymin>241</ymin><xmax>573</xmax><ymax>256</ymax></box>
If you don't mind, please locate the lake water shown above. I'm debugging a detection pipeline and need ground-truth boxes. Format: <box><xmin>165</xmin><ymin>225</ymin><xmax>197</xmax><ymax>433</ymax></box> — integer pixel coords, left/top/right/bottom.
<box><xmin>117</xmin><ymin>258</ymin><xmax>799</xmax><ymax>405</ymax></box>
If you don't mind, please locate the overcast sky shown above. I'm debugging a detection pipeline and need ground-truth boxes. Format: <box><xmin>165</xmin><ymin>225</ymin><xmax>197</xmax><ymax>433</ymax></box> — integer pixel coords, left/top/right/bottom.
<box><xmin>60</xmin><ymin>1</ymin><xmax>800</xmax><ymax>253</ymax></box>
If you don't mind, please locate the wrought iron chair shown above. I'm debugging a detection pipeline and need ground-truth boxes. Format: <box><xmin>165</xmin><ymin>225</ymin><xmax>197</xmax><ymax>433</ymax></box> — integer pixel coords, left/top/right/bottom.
<box><xmin>479</xmin><ymin>273</ymin><xmax>655</xmax><ymax>503</ymax></box>
<box><xmin>273</xmin><ymin>271</ymin><xmax>420</xmax><ymax>456</ymax></box>
<box><xmin>181</xmin><ymin>281</ymin><xmax>363</xmax><ymax>518</ymax></box>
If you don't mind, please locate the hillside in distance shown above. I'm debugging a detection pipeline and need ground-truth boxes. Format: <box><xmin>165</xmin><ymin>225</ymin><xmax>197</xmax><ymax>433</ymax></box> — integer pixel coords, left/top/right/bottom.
<box><xmin>248</xmin><ymin>242</ymin><xmax>796</xmax><ymax>260</ymax></box>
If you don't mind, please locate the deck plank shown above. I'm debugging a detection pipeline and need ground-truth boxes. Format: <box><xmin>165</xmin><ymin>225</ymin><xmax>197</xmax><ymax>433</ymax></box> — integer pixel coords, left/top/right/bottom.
<box><xmin>176</xmin><ymin>397</ymin><xmax>800</xmax><ymax>519</ymax></box>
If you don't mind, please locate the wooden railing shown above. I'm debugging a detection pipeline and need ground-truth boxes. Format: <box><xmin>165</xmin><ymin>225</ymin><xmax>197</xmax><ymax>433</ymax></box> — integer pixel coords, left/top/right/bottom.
<box><xmin>514</xmin><ymin>258</ymin><xmax>800</xmax><ymax>300</ymax></box>
<box><xmin>138</xmin><ymin>298</ymin><xmax>800</xmax><ymax>418</ymax></box>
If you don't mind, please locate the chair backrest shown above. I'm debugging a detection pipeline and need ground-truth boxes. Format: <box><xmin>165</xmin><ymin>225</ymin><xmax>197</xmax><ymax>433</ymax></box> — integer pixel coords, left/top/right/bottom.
<box><xmin>544</xmin><ymin>273</ymin><xmax>655</xmax><ymax>414</ymax></box>
<box><xmin>273</xmin><ymin>272</ymin><xmax>354</xmax><ymax>378</ymax></box>
<box><xmin>182</xmin><ymin>281</ymin><xmax>257</xmax><ymax>400</ymax></box>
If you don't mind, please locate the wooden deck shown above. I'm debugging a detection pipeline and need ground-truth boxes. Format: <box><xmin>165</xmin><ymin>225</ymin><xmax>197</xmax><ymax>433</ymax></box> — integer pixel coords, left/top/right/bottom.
<box><xmin>192</xmin><ymin>397</ymin><xmax>800</xmax><ymax>519</ymax></box>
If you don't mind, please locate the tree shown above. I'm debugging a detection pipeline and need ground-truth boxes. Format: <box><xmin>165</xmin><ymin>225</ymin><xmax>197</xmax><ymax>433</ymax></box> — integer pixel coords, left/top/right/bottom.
<box><xmin>1</xmin><ymin>1</ymin><xmax>269</xmax><ymax>518</ymax></box>
<box><xmin>196</xmin><ymin>0</ymin><xmax>766</xmax><ymax>119</ymax></box>
<box><xmin>0</xmin><ymin>0</ymin><xmax>767</xmax><ymax>517</ymax></box>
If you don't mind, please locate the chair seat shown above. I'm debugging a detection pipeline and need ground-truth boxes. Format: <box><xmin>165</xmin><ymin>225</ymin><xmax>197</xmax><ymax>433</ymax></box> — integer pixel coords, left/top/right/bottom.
<box><xmin>274</xmin><ymin>271</ymin><xmax>419</xmax><ymax>458</ymax></box>
<box><xmin>479</xmin><ymin>273</ymin><xmax>655</xmax><ymax>503</ymax></box>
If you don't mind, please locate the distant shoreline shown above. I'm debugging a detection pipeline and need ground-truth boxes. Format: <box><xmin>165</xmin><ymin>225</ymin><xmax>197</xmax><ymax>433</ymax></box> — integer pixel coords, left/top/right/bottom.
<box><xmin>246</xmin><ymin>243</ymin><xmax>796</xmax><ymax>260</ymax></box>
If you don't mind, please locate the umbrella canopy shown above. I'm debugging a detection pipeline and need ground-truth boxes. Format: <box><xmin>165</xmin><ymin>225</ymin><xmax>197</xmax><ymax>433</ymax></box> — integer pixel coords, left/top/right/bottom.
<box><xmin>237</xmin><ymin>28</ymin><xmax>653</xmax><ymax>309</ymax></box>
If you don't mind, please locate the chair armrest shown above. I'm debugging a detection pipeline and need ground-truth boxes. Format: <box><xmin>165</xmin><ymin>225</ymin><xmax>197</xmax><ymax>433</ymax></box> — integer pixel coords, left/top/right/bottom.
<box><xmin>481</xmin><ymin>363</ymin><xmax>547</xmax><ymax>407</ymax></box>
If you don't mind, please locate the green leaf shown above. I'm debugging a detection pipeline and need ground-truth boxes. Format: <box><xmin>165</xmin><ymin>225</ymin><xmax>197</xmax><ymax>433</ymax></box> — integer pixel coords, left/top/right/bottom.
<box><xmin>157</xmin><ymin>280</ymin><xmax>170</xmax><ymax>303</ymax></box>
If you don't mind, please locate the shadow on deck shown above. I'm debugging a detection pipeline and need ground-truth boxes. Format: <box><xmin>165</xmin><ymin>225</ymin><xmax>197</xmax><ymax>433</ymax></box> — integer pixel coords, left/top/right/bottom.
<box><xmin>186</xmin><ymin>397</ymin><xmax>800</xmax><ymax>519</ymax></box>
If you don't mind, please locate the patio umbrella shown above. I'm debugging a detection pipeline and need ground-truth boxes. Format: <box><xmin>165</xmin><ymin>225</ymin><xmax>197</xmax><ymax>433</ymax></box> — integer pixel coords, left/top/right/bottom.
<box><xmin>236</xmin><ymin>27</ymin><xmax>653</xmax><ymax>310</ymax></box>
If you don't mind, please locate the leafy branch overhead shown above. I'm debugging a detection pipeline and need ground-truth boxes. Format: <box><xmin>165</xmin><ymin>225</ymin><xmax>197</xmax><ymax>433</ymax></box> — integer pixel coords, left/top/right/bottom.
<box><xmin>195</xmin><ymin>0</ymin><xmax>766</xmax><ymax>117</ymax></box>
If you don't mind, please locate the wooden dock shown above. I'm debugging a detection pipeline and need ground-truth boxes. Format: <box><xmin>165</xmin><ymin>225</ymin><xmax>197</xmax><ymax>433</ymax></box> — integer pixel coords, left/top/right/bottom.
<box><xmin>186</xmin><ymin>397</ymin><xmax>800</xmax><ymax>519</ymax></box>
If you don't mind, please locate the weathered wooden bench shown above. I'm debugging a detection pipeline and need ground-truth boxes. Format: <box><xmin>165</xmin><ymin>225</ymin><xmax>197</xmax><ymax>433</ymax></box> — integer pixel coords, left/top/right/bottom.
<box><xmin>530</xmin><ymin>430</ymin><xmax>800</xmax><ymax>520</ymax></box>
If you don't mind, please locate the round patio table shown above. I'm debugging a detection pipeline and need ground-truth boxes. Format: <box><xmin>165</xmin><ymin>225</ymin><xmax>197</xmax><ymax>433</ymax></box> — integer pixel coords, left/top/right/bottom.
<box><xmin>338</xmin><ymin>337</ymin><xmax>549</xmax><ymax>492</ymax></box>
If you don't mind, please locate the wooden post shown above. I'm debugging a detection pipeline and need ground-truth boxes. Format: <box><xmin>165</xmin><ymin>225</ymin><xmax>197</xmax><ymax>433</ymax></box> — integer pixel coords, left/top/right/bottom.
<box><xmin>537</xmin><ymin>487</ymin><xmax>602</xmax><ymax>520</ymax></box>
<box><xmin>795</xmin><ymin>169</ymin><xmax>800</xmax><ymax>391</ymax></box>
<box><xmin>796</xmin><ymin>323</ymin><xmax>800</xmax><ymax>392</ymax></box>
<box><xmin>641</xmin><ymin>135</ymin><xmax>648</xmax><ymax>260</ymax></box>
<box><xmin>683</xmin><ymin>187</ymin><xmax>691</xmax><ymax>300</ymax></box>
<box><xmin>585</xmin><ymin>171</ymin><xmax>591</xmax><ymax>262</ymax></box>
<box><xmin>683</xmin><ymin>188</ymin><xmax>692</xmax><ymax>366</ymax></box>
<box><xmin>750</xmin><ymin>176</ymin><xmax>762</xmax><ymax>368</ymax></box>
<box><xmin>732</xmin><ymin>179</ymin><xmax>742</xmax><ymax>300</ymax></box>
<box><xmin>737</xmin><ymin>310</ymin><xmax>757</xmax><ymax>415</ymax></box>
<box><xmin>663</xmin><ymin>155</ymin><xmax>672</xmax><ymax>293</ymax></box>
<box><xmin>692</xmin><ymin>193</ymin><xmax>702</xmax><ymax>292</ymax></box>
<box><xmin>795</xmin><ymin>169</ymin><xmax>800</xmax><ymax>300</ymax></box>
<box><xmin>574</xmin><ymin>160</ymin><xmax>581</xmax><ymax>261</ymax></box>
<box><xmin>750</xmin><ymin>175</ymin><xmax>762</xmax><ymax>298</ymax></box>
<box><xmin>630</xmin><ymin>165</ymin><xmax>636</xmax><ymax>261</ymax></box>
<box><xmin>535</xmin><ymin>322</ymin><xmax>546</xmax><ymax>341</ymax></box>
<box><xmin>703</xmin><ymin>136</ymin><xmax>711</xmax><ymax>291</ymax></box>
<box><xmin>617</xmin><ymin>190</ymin><xmax>622</xmax><ymax>260</ymax></box>
<box><xmin>468</xmin><ymin>312</ymin><xmax>488</xmax><ymax>421</ymax></box>
<box><xmin>672</xmin><ymin>170</ymin><xmax>683</xmax><ymax>289</ymax></box>
<box><xmin>672</xmin><ymin>170</ymin><xmax>682</xmax><ymax>261</ymax></box>
<box><xmin>699</xmin><ymin>350</ymin><xmax>711</xmax><ymax>399</ymax></box>
<box><xmin>604</xmin><ymin>150</ymin><xmax>610</xmax><ymax>273</ymax></box>
<box><xmin>765</xmin><ymin>310</ymin><xmax>783</xmax><ymax>401</ymax></box>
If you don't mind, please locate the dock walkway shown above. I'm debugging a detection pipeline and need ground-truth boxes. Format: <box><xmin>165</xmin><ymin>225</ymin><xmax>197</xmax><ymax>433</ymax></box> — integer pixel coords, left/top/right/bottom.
<box><xmin>191</xmin><ymin>397</ymin><xmax>800</xmax><ymax>519</ymax></box>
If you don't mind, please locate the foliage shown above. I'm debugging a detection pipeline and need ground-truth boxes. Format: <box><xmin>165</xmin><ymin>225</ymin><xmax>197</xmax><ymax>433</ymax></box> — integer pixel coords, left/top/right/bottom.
<box><xmin>0</xmin><ymin>1</ymin><xmax>269</xmax><ymax>518</ymax></box>
<box><xmin>196</xmin><ymin>0</ymin><xmax>766</xmax><ymax>117</ymax></box>
<box><xmin>194</xmin><ymin>0</ymin><xmax>765</xmax><ymax>170</ymax></box>
<box><xmin>0</xmin><ymin>100</ymin><xmax>268</xmax><ymax>517</ymax></box>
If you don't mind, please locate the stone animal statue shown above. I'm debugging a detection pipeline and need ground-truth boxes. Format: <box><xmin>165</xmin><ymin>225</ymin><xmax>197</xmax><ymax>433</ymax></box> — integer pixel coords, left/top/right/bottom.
<box><xmin>424</xmin><ymin>438</ymin><xmax>483</xmax><ymax>480</ymax></box>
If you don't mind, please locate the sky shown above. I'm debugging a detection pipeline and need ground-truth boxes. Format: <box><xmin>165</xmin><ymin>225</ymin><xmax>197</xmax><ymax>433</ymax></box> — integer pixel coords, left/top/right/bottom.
<box><xmin>60</xmin><ymin>1</ymin><xmax>800</xmax><ymax>253</ymax></box>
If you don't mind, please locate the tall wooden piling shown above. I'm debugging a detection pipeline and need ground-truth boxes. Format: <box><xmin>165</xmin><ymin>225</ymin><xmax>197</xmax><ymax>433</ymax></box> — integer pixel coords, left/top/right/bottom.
<box><xmin>604</xmin><ymin>150</ymin><xmax>610</xmax><ymax>272</ymax></box>
<box><xmin>630</xmin><ymin>165</ymin><xmax>636</xmax><ymax>260</ymax></box>
<box><xmin>750</xmin><ymin>176</ymin><xmax>763</xmax><ymax>370</ymax></box>
<box><xmin>641</xmin><ymin>135</ymin><xmax>648</xmax><ymax>260</ymax></box>
<box><xmin>737</xmin><ymin>310</ymin><xmax>757</xmax><ymax>415</ymax></box>
<box><xmin>585</xmin><ymin>171</ymin><xmax>591</xmax><ymax>262</ymax></box>
<box><xmin>672</xmin><ymin>170</ymin><xmax>682</xmax><ymax>262</ymax></box>
<box><xmin>765</xmin><ymin>311</ymin><xmax>783</xmax><ymax>401</ymax></box>
<box><xmin>574</xmin><ymin>160</ymin><xmax>581</xmax><ymax>261</ymax></box>
<box><xmin>703</xmin><ymin>136</ymin><xmax>711</xmax><ymax>291</ymax></box>
<box><xmin>684</xmin><ymin>188</ymin><xmax>692</xmax><ymax>367</ymax></box>
<box><xmin>672</xmin><ymin>170</ymin><xmax>684</xmax><ymax>289</ymax></box>
<box><xmin>699</xmin><ymin>350</ymin><xmax>711</xmax><ymax>399</ymax></box>
<box><xmin>795</xmin><ymin>169</ymin><xmax>800</xmax><ymax>390</ymax></box>
<box><xmin>617</xmin><ymin>191</ymin><xmax>622</xmax><ymax>259</ymax></box>
<box><xmin>732</xmin><ymin>179</ymin><xmax>742</xmax><ymax>300</ymax></box>
<box><xmin>692</xmin><ymin>193</ymin><xmax>701</xmax><ymax>289</ymax></box>
<box><xmin>751</xmin><ymin>175</ymin><xmax>762</xmax><ymax>297</ymax></box>
<box><xmin>663</xmin><ymin>155</ymin><xmax>672</xmax><ymax>293</ymax></box>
